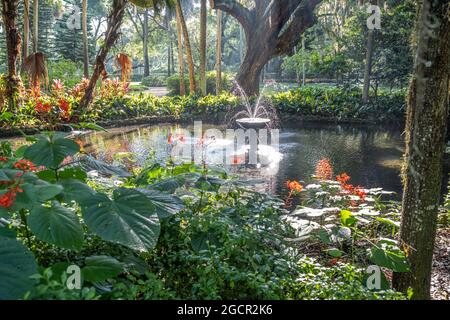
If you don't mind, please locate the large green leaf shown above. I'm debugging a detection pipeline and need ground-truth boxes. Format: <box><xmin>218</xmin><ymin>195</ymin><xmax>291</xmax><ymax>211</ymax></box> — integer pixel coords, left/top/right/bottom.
<box><xmin>137</xmin><ymin>188</ymin><xmax>184</xmax><ymax>219</ymax></box>
<box><xmin>24</xmin><ymin>133</ymin><xmax>80</xmax><ymax>169</ymax></box>
<box><xmin>369</xmin><ymin>245</ymin><xmax>410</xmax><ymax>272</ymax></box>
<box><xmin>82</xmin><ymin>256</ymin><xmax>124</xmax><ymax>282</ymax></box>
<box><xmin>80</xmin><ymin>156</ymin><xmax>131</xmax><ymax>177</ymax></box>
<box><xmin>81</xmin><ymin>188</ymin><xmax>160</xmax><ymax>252</ymax></box>
<box><xmin>28</xmin><ymin>202</ymin><xmax>84</xmax><ymax>251</ymax></box>
<box><xmin>59</xmin><ymin>179</ymin><xmax>96</xmax><ymax>204</ymax></box>
<box><xmin>0</xmin><ymin>236</ymin><xmax>38</xmax><ymax>299</ymax></box>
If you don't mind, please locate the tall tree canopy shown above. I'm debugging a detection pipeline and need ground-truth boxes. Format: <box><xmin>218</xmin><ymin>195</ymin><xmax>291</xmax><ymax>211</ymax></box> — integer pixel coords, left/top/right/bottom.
<box><xmin>210</xmin><ymin>0</ymin><xmax>323</xmax><ymax>95</ymax></box>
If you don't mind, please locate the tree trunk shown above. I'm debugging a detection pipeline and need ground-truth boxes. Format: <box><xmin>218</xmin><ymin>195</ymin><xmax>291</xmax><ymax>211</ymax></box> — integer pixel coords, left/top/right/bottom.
<box><xmin>80</xmin><ymin>0</ymin><xmax>127</xmax><ymax>109</ymax></box>
<box><xmin>392</xmin><ymin>0</ymin><xmax>450</xmax><ymax>300</ymax></box>
<box><xmin>199</xmin><ymin>0</ymin><xmax>207</xmax><ymax>95</ymax></box>
<box><xmin>143</xmin><ymin>8</ymin><xmax>149</xmax><ymax>77</ymax></box>
<box><xmin>1</xmin><ymin>0</ymin><xmax>21</xmax><ymax>111</ymax></box>
<box><xmin>210</xmin><ymin>0</ymin><xmax>322</xmax><ymax>96</ymax></box>
<box><xmin>33</xmin><ymin>0</ymin><xmax>38</xmax><ymax>52</ymax></box>
<box><xmin>215</xmin><ymin>9</ymin><xmax>222</xmax><ymax>94</ymax></box>
<box><xmin>176</xmin><ymin>0</ymin><xmax>196</xmax><ymax>95</ymax></box>
<box><xmin>82</xmin><ymin>0</ymin><xmax>89</xmax><ymax>78</ymax></box>
<box><xmin>175</xmin><ymin>4</ymin><xmax>185</xmax><ymax>96</ymax></box>
<box><xmin>23</xmin><ymin>0</ymin><xmax>30</xmax><ymax>60</ymax></box>
<box><xmin>362</xmin><ymin>28</ymin><xmax>374</xmax><ymax>103</ymax></box>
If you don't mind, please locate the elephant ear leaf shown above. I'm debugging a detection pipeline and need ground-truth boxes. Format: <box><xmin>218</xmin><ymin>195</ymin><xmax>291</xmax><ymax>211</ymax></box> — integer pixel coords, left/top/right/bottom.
<box><xmin>137</xmin><ymin>188</ymin><xmax>184</xmax><ymax>219</ymax></box>
<box><xmin>81</xmin><ymin>188</ymin><xmax>160</xmax><ymax>252</ymax></box>
<box><xmin>24</xmin><ymin>133</ymin><xmax>80</xmax><ymax>169</ymax></box>
<box><xmin>0</xmin><ymin>236</ymin><xmax>38</xmax><ymax>299</ymax></box>
<box><xmin>82</xmin><ymin>256</ymin><xmax>124</xmax><ymax>283</ymax></box>
<box><xmin>28</xmin><ymin>202</ymin><xmax>84</xmax><ymax>251</ymax></box>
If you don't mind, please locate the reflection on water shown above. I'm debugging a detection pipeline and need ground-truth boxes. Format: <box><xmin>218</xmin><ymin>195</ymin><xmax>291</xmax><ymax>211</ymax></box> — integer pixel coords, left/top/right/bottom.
<box><xmin>81</xmin><ymin>122</ymin><xmax>448</xmax><ymax>199</ymax></box>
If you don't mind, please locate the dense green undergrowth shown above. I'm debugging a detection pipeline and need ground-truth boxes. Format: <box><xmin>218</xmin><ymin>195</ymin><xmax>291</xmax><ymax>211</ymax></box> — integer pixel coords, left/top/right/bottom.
<box><xmin>0</xmin><ymin>133</ymin><xmax>409</xmax><ymax>300</ymax></box>
<box><xmin>0</xmin><ymin>75</ymin><xmax>406</xmax><ymax>130</ymax></box>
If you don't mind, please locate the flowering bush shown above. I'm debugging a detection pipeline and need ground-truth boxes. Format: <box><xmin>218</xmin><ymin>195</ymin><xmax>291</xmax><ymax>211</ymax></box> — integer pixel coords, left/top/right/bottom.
<box><xmin>283</xmin><ymin>160</ymin><xmax>410</xmax><ymax>289</ymax></box>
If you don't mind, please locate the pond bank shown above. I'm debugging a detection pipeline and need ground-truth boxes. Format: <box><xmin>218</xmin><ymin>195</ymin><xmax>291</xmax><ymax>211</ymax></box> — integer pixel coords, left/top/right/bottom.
<box><xmin>0</xmin><ymin>114</ymin><xmax>405</xmax><ymax>139</ymax></box>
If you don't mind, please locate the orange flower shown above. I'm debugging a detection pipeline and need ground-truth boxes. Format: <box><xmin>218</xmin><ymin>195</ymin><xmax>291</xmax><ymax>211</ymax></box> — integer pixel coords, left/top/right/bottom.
<box><xmin>286</xmin><ymin>180</ymin><xmax>303</xmax><ymax>193</ymax></box>
<box><xmin>13</xmin><ymin>159</ymin><xmax>37</xmax><ymax>172</ymax></box>
<box><xmin>354</xmin><ymin>186</ymin><xmax>366</xmax><ymax>201</ymax></box>
<box><xmin>168</xmin><ymin>133</ymin><xmax>173</xmax><ymax>145</ymax></box>
<box><xmin>336</xmin><ymin>173</ymin><xmax>351</xmax><ymax>184</ymax></box>
<box><xmin>315</xmin><ymin>158</ymin><xmax>333</xmax><ymax>180</ymax></box>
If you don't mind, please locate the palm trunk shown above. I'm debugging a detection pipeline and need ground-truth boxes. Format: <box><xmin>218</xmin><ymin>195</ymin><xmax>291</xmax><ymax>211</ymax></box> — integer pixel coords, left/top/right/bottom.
<box><xmin>175</xmin><ymin>0</ymin><xmax>196</xmax><ymax>95</ymax></box>
<box><xmin>82</xmin><ymin>0</ymin><xmax>89</xmax><ymax>78</ymax></box>
<box><xmin>23</xmin><ymin>0</ymin><xmax>30</xmax><ymax>60</ymax></box>
<box><xmin>175</xmin><ymin>3</ymin><xmax>185</xmax><ymax>96</ymax></box>
<box><xmin>80</xmin><ymin>0</ymin><xmax>127</xmax><ymax>109</ymax></box>
<box><xmin>1</xmin><ymin>0</ymin><xmax>21</xmax><ymax>111</ymax></box>
<box><xmin>199</xmin><ymin>0</ymin><xmax>207</xmax><ymax>95</ymax></box>
<box><xmin>143</xmin><ymin>8</ymin><xmax>150</xmax><ymax>77</ymax></box>
<box><xmin>215</xmin><ymin>9</ymin><xmax>222</xmax><ymax>95</ymax></box>
<box><xmin>392</xmin><ymin>0</ymin><xmax>450</xmax><ymax>300</ymax></box>
<box><xmin>33</xmin><ymin>0</ymin><xmax>38</xmax><ymax>52</ymax></box>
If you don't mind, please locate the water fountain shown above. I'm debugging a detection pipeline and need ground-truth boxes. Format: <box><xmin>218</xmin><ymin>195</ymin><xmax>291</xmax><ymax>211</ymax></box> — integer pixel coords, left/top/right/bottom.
<box><xmin>229</xmin><ymin>81</ymin><xmax>279</xmax><ymax>130</ymax></box>
<box><xmin>224</xmin><ymin>81</ymin><xmax>281</xmax><ymax>169</ymax></box>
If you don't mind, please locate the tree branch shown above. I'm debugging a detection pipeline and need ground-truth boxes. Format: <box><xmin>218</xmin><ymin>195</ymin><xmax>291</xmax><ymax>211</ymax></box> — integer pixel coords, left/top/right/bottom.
<box><xmin>209</xmin><ymin>0</ymin><xmax>253</xmax><ymax>33</ymax></box>
<box><xmin>276</xmin><ymin>0</ymin><xmax>322</xmax><ymax>55</ymax></box>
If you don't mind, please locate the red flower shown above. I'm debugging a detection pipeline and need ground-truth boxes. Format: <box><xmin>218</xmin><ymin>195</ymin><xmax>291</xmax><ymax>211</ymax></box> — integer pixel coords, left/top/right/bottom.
<box><xmin>59</xmin><ymin>99</ymin><xmax>71</xmax><ymax>120</ymax></box>
<box><xmin>286</xmin><ymin>180</ymin><xmax>303</xmax><ymax>193</ymax></box>
<box><xmin>178</xmin><ymin>135</ymin><xmax>186</xmax><ymax>143</ymax></box>
<box><xmin>328</xmin><ymin>258</ymin><xmax>339</xmax><ymax>266</ymax></box>
<box><xmin>231</xmin><ymin>155</ymin><xmax>244</xmax><ymax>165</ymax></box>
<box><xmin>315</xmin><ymin>158</ymin><xmax>333</xmax><ymax>180</ymax></box>
<box><xmin>0</xmin><ymin>184</ymin><xmax>23</xmax><ymax>208</ymax></box>
<box><xmin>0</xmin><ymin>157</ymin><xmax>8</xmax><ymax>162</ymax></box>
<box><xmin>13</xmin><ymin>159</ymin><xmax>37</xmax><ymax>172</ymax></box>
<box><xmin>35</xmin><ymin>101</ymin><xmax>52</xmax><ymax>113</ymax></box>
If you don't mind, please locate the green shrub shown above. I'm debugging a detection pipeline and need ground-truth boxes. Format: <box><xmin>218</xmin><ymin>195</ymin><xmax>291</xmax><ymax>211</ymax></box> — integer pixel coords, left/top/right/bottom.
<box><xmin>47</xmin><ymin>59</ymin><xmax>84</xmax><ymax>88</ymax></box>
<box><xmin>141</xmin><ymin>74</ymin><xmax>168</xmax><ymax>87</ymax></box>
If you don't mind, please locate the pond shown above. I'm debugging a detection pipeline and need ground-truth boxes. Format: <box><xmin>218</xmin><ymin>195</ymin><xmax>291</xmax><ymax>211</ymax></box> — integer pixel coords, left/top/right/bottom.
<box><xmin>80</xmin><ymin>122</ymin><xmax>449</xmax><ymax>200</ymax></box>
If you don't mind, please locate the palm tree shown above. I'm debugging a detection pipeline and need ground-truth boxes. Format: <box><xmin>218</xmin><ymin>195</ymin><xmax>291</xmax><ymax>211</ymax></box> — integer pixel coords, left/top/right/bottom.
<box><xmin>115</xmin><ymin>53</ymin><xmax>132</xmax><ymax>82</ymax></box>
<box><xmin>175</xmin><ymin>0</ymin><xmax>195</xmax><ymax>95</ymax></box>
<box><xmin>199</xmin><ymin>0</ymin><xmax>207</xmax><ymax>95</ymax></box>
<box><xmin>1</xmin><ymin>0</ymin><xmax>22</xmax><ymax>111</ymax></box>
<box><xmin>21</xmin><ymin>52</ymin><xmax>48</xmax><ymax>96</ymax></box>
<box><xmin>215</xmin><ymin>9</ymin><xmax>222</xmax><ymax>95</ymax></box>
<box><xmin>82</xmin><ymin>0</ymin><xmax>89</xmax><ymax>78</ymax></box>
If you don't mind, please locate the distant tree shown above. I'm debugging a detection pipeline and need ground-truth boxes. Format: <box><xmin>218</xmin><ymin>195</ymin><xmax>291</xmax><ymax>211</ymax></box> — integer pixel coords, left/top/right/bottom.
<box><xmin>175</xmin><ymin>0</ymin><xmax>196</xmax><ymax>95</ymax></box>
<box><xmin>210</xmin><ymin>0</ymin><xmax>323</xmax><ymax>96</ymax></box>
<box><xmin>82</xmin><ymin>0</ymin><xmax>89</xmax><ymax>77</ymax></box>
<box><xmin>199</xmin><ymin>0</ymin><xmax>207</xmax><ymax>95</ymax></box>
<box><xmin>215</xmin><ymin>9</ymin><xmax>222</xmax><ymax>94</ymax></box>
<box><xmin>23</xmin><ymin>0</ymin><xmax>30</xmax><ymax>60</ymax></box>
